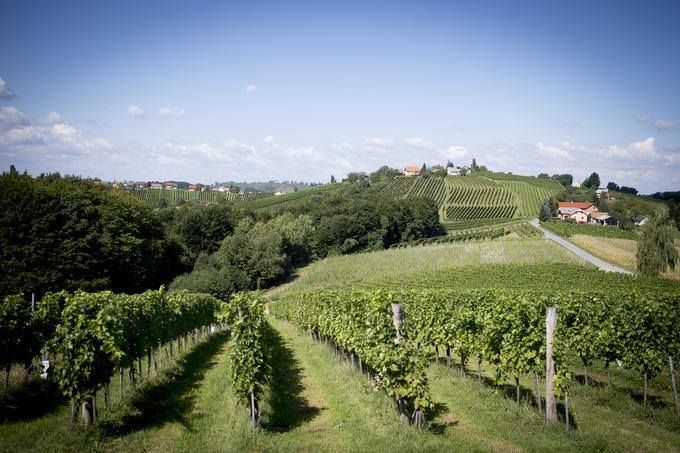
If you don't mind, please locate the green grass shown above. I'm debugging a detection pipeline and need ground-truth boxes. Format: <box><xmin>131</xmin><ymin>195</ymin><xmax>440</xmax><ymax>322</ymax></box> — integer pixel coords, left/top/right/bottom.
<box><xmin>268</xmin><ymin>238</ymin><xmax>585</xmax><ymax>297</ymax></box>
<box><xmin>237</xmin><ymin>183</ymin><xmax>341</xmax><ymax>211</ymax></box>
<box><xmin>540</xmin><ymin>220</ymin><xmax>638</xmax><ymax>239</ymax></box>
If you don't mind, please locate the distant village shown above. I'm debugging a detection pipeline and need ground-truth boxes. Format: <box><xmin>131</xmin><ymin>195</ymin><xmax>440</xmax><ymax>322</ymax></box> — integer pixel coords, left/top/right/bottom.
<box><xmin>93</xmin><ymin>179</ymin><xmax>321</xmax><ymax>195</ymax></box>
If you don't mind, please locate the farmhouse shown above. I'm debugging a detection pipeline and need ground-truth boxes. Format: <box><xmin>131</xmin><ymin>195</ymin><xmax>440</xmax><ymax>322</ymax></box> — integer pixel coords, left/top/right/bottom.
<box><xmin>163</xmin><ymin>181</ymin><xmax>178</xmax><ymax>190</ymax></box>
<box><xmin>150</xmin><ymin>182</ymin><xmax>163</xmax><ymax>189</ymax></box>
<box><xmin>557</xmin><ymin>202</ymin><xmax>597</xmax><ymax>221</ymax></box>
<box><xmin>447</xmin><ymin>165</ymin><xmax>470</xmax><ymax>176</ymax></box>
<box><xmin>402</xmin><ymin>166</ymin><xmax>421</xmax><ymax>176</ymax></box>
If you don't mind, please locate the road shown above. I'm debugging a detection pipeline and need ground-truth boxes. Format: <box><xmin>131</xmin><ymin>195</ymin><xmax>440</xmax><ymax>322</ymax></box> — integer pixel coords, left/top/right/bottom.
<box><xmin>530</xmin><ymin>219</ymin><xmax>634</xmax><ymax>275</ymax></box>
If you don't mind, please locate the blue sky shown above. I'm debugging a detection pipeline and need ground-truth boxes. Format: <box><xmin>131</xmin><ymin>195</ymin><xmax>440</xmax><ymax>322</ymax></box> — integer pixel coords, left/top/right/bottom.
<box><xmin>1</xmin><ymin>0</ymin><xmax>679</xmax><ymax>192</ymax></box>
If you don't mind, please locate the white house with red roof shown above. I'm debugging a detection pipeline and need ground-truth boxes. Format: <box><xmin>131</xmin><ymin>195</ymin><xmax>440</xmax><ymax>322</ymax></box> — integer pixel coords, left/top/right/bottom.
<box><xmin>402</xmin><ymin>166</ymin><xmax>421</xmax><ymax>176</ymax></box>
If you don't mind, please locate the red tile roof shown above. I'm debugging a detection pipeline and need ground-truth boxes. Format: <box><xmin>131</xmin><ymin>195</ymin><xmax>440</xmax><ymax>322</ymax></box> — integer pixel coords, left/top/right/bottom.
<box><xmin>558</xmin><ymin>202</ymin><xmax>593</xmax><ymax>210</ymax></box>
<box><xmin>404</xmin><ymin>166</ymin><xmax>421</xmax><ymax>172</ymax></box>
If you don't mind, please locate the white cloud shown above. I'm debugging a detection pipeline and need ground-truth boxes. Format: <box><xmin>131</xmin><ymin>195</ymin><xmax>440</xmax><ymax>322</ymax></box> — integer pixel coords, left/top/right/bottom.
<box><xmin>441</xmin><ymin>145</ymin><xmax>468</xmax><ymax>160</ymax></box>
<box><xmin>264</xmin><ymin>135</ymin><xmax>276</xmax><ymax>145</ymax></box>
<box><xmin>0</xmin><ymin>78</ymin><xmax>15</xmax><ymax>100</ymax></box>
<box><xmin>246</xmin><ymin>84</ymin><xmax>257</xmax><ymax>93</ymax></box>
<box><xmin>637</xmin><ymin>114</ymin><xmax>680</xmax><ymax>130</ymax></box>
<box><xmin>43</xmin><ymin>111</ymin><xmax>61</xmax><ymax>124</ymax></box>
<box><xmin>51</xmin><ymin>122</ymin><xmax>78</xmax><ymax>141</ymax></box>
<box><xmin>653</xmin><ymin>119</ymin><xmax>680</xmax><ymax>130</ymax></box>
<box><xmin>363</xmin><ymin>137</ymin><xmax>395</xmax><ymax>148</ymax></box>
<box><xmin>403</xmin><ymin>137</ymin><xmax>433</xmax><ymax>149</ymax></box>
<box><xmin>536</xmin><ymin>141</ymin><xmax>573</xmax><ymax>159</ymax></box>
<box><xmin>159</xmin><ymin>107</ymin><xmax>184</xmax><ymax>117</ymax></box>
<box><xmin>128</xmin><ymin>105</ymin><xmax>145</xmax><ymax>118</ymax></box>
<box><xmin>285</xmin><ymin>146</ymin><xmax>321</xmax><ymax>160</ymax></box>
<box><xmin>601</xmin><ymin>137</ymin><xmax>660</xmax><ymax>161</ymax></box>
<box><xmin>0</xmin><ymin>106</ymin><xmax>28</xmax><ymax>129</ymax></box>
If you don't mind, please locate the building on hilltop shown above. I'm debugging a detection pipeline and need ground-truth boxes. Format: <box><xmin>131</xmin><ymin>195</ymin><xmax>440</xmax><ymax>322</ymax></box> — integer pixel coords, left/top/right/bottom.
<box><xmin>447</xmin><ymin>165</ymin><xmax>470</xmax><ymax>176</ymax></box>
<box><xmin>402</xmin><ymin>166</ymin><xmax>421</xmax><ymax>176</ymax></box>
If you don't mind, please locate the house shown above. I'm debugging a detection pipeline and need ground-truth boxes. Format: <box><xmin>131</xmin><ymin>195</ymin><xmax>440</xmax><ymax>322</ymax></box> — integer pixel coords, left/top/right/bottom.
<box><xmin>590</xmin><ymin>211</ymin><xmax>618</xmax><ymax>226</ymax></box>
<box><xmin>447</xmin><ymin>165</ymin><xmax>470</xmax><ymax>176</ymax></box>
<box><xmin>634</xmin><ymin>216</ymin><xmax>648</xmax><ymax>226</ymax></box>
<box><xmin>187</xmin><ymin>184</ymin><xmax>199</xmax><ymax>191</ymax></box>
<box><xmin>402</xmin><ymin>166</ymin><xmax>421</xmax><ymax>176</ymax></box>
<box><xmin>557</xmin><ymin>202</ymin><xmax>598</xmax><ymax>220</ymax></box>
<box><xmin>163</xmin><ymin>181</ymin><xmax>178</xmax><ymax>190</ymax></box>
<box><xmin>150</xmin><ymin>182</ymin><xmax>163</xmax><ymax>189</ymax></box>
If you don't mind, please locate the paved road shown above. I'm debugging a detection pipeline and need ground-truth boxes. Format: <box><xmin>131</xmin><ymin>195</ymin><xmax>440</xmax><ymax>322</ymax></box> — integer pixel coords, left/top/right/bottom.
<box><xmin>530</xmin><ymin>219</ymin><xmax>634</xmax><ymax>275</ymax></box>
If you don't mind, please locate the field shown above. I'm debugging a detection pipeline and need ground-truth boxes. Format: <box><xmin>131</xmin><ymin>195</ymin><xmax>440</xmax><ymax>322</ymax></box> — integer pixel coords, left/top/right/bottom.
<box><xmin>268</xmin><ymin>237</ymin><xmax>680</xmax><ymax>298</ymax></box>
<box><xmin>4</xmin><ymin>237</ymin><xmax>680</xmax><ymax>452</ymax></box>
<box><xmin>268</xmin><ymin>238</ymin><xmax>583</xmax><ymax>297</ymax></box>
<box><xmin>379</xmin><ymin>173</ymin><xmax>562</xmax><ymax>225</ymax></box>
<box><xmin>4</xmin><ymin>313</ymin><xmax>680</xmax><ymax>453</ymax></box>
<box><xmin>125</xmin><ymin>187</ymin><xmax>273</xmax><ymax>205</ymax></box>
<box><xmin>540</xmin><ymin>220</ymin><xmax>638</xmax><ymax>239</ymax></box>
<box><xmin>571</xmin><ymin>234</ymin><xmax>680</xmax><ymax>279</ymax></box>
<box><xmin>237</xmin><ymin>183</ymin><xmax>341</xmax><ymax>211</ymax></box>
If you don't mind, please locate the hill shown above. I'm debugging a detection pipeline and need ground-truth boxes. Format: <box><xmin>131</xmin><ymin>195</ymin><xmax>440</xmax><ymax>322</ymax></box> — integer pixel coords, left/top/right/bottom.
<box><xmin>379</xmin><ymin>172</ymin><xmax>562</xmax><ymax>226</ymax></box>
<box><xmin>125</xmin><ymin>187</ymin><xmax>273</xmax><ymax>206</ymax></box>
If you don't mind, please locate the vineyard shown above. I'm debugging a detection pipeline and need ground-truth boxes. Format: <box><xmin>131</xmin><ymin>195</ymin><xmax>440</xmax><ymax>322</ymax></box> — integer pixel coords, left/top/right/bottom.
<box><xmin>0</xmin><ymin>288</ymin><xmax>270</xmax><ymax>431</ymax></box>
<box><xmin>540</xmin><ymin>220</ymin><xmax>638</xmax><ymax>239</ymax></box>
<box><xmin>390</xmin><ymin>222</ymin><xmax>541</xmax><ymax>248</ymax></box>
<box><xmin>125</xmin><ymin>188</ymin><xmax>273</xmax><ymax>205</ymax></box>
<box><xmin>379</xmin><ymin>173</ymin><xmax>561</xmax><ymax>225</ymax></box>
<box><xmin>272</xmin><ymin>287</ymin><xmax>680</xmax><ymax>427</ymax></box>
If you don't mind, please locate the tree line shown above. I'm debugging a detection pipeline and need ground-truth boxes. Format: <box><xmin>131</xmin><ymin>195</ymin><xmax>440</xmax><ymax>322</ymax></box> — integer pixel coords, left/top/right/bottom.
<box><xmin>0</xmin><ymin>167</ymin><xmax>444</xmax><ymax>301</ymax></box>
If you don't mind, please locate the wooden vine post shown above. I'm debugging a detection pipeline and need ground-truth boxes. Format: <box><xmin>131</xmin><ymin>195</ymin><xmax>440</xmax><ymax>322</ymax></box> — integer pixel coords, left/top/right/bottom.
<box><xmin>670</xmin><ymin>356</ymin><xmax>679</xmax><ymax>417</ymax></box>
<box><xmin>392</xmin><ymin>303</ymin><xmax>410</xmax><ymax>426</ymax></box>
<box><xmin>545</xmin><ymin>306</ymin><xmax>558</xmax><ymax>422</ymax></box>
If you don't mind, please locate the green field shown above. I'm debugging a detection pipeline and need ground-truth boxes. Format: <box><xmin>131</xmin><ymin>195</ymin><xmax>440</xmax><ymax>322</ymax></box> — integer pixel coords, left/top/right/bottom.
<box><xmin>379</xmin><ymin>173</ymin><xmax>562</xmax><ymax>225</ymax></box>
<box><xmin>125</xmin><ymin>187</ymin><xmax>273</xmax><ymax>205</ymax></box>
<box><xmin>540</xmin><ymin>220</ymin><xmax>638</xmax><ymax>239</ymax></box>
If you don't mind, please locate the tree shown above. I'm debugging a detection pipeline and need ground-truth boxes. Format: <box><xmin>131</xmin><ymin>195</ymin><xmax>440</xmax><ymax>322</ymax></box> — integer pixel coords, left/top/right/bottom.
<box><xmin>636</xmin><ymin>216</ymin><xmax>679</xmax><ymax>277</ymax></box>
<box><xmin>539</xmin><ymin>199</ymin><xmax>552</xmax><ymax>221</ymax></box>
<box><xmin>668</xmin><ymin>200</ymin><xmax>680</xmax><ymax>231</ymax></box>
<box><xmin>551</xmin><ymin>174</ymin><xmax>573</xmax><ymax>187</ymax></box>
<box><xmin>368</xmin><ymin>166</ymin><xmax>400</xmax><ymax>184</ymax></box>
<box><xmin>471</xmin><ymin>158</ymin><xmax>479</xmax><ymax>171</ymax></box>
<box><xmin>582</xmin><ymin>172</ymin><xmax>600</xmax><ymax>189</ymax></box>
<box><xmin>619</xmin><ymin>186</ymin><xmax>638</xmax><ymax>195</ymax></box>
<box><xmin>537</xmin><ymin>173</ymin><xmax>549</xmax><ymax>179</ymax></box>
<box><xmin>607</xmin><ymin>182</ymin><xmax>620</xmax><ymax>191</ymax></box>
<box><xmin>330</xmin><ymin>175</ymin><xmax>336</xmax><ymax>183</ymax></box>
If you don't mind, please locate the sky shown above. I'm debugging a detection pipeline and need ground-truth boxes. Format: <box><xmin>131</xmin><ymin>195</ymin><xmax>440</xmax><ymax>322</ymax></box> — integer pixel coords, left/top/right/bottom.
<box><xmin>1</xmin><ymin>0</ymin><xmax>680</xmax><ymax>193</ymax></box>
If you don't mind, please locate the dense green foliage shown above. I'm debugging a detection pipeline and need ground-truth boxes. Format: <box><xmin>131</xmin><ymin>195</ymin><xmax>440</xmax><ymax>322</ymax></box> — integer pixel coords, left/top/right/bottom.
<box><xmin>275</xmin><ymin>287</ymin><xmax>680</xmax><ymax>404</ymax></box>
<box><xmin>48</xmin><ymin>288</ymin><xmax>219</xmax><ymax>426</ymax></box>
<box><xmin>217</xmin><ymin>292</ymin><xmax>270</xmax><ymax>425</ymax></box>
<box><xmin>0</xmin><ymin>292</ymin><xmax>65</xmax><ymax>382</ymax></box>
<box><xmin>273</xmin><ymin>290</ymin><xmax>432</xmax><ymax>421</ymax></box>
<box><xmin>582</xmin><ymin>172</ymin><xmax>600</xmax><ymax>189</ymax></box>
<box><xmin>636</xmin><ymin>216</ymin><xmax>679</xmax><ymax>277</ymax></box>
<box><xmin>0</xmin><ymin>170</ymin><xmax>176</xmax><ymax>299</ymax></box>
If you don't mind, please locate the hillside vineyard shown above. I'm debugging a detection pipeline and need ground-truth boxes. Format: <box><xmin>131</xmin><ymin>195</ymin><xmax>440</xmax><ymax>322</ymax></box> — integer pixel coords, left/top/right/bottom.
<box><xmin>380</xmin><ymin>173</ymin><xmax>561</xmax><ymax>222</ymax></box>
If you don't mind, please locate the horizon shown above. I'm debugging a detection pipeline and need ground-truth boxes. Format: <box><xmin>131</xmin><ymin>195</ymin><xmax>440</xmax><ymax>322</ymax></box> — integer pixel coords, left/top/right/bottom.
<box><xmin>2</xmin><ymin>0</ymin><xmax>680</xmax><ymax>193</ymax></box>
